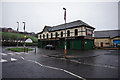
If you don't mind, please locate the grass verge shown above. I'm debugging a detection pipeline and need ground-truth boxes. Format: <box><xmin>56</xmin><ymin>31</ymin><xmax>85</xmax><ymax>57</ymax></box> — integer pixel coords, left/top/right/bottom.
<box><xmin>8</xmin><ymin>47</ymin><xmax>33</xmax><ymax>52</ymax></box>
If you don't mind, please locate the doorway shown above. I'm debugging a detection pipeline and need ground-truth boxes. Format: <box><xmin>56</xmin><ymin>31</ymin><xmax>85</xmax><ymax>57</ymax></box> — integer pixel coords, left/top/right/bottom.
<box><xmin>101</xmin><ymin>42</ymin><xmax>103</xmax><ymax>47</ymax></box>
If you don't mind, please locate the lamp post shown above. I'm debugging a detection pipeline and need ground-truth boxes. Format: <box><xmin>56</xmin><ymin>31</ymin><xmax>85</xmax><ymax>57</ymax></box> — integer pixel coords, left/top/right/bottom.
<box><xmin>16</xmin><ymin>22</ymin><xmax>19</xmax><ymax>48</ymax></box>
<box><xmin>23</xmin><ymin>22</ymin><xmax>26</xmax><ymax>49</ymax></box>
<box><xmin>63</xmin><ymin>8</ymin><xmax>67</xmax><ymax>57</ymax></box>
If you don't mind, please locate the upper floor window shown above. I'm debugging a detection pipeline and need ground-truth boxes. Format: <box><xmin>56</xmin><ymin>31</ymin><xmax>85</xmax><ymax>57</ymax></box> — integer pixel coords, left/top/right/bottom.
<box><xmin>67</xmin><ymin>30</ymin><xmax>70</xmax><ymax>37</ymax></box>
<box><xmin>86</xmin><ymin>30</ymin><xmax>92</xmax><ymax>37</ymax></box>
<box><xmin>40</xmin><ymin>35</ymin><xmax>41</xmax><ymax>39</ymax></box>
<box><xmin>55</xmin><ymin>32</ymin><xmax>58</xmax><ymax>38</ymax></box>
<box><xmin>75</xmin><ymin>29</ymin><xmax>78</xmax><ymax>36</ymax></box>
<box><xmin>47</xmin><ymin>33</ymin><xmax>48</xmax><ymax>39</ymax></box>
<box><xmin>51</xmin><ymin>33</ymin><xmax>53</xmax><ymax>38</ymax></box>
<box><xmin>43</xmin><ymin>34</ymin><xmax>45</xmax><ymax>39</ymax></box>
<box><xmin>61</xmin><ymin>31</ymin><xmax>63</xmax><ymax>37</ymax></box>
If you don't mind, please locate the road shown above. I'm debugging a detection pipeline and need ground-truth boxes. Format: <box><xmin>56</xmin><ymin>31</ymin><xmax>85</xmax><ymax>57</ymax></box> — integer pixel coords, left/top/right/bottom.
<box><xmin>1</xmin><ymin>47</ymin><xmax>119</xmax><ymax>79</ymax></box>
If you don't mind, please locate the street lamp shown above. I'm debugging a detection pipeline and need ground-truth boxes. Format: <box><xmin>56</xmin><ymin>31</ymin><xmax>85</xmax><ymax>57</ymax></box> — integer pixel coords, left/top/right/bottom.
<box><xmin>63</xmin><ymin>8</ymin><xmax>67</xmax><ymax>57</ymax></box>
<box><xmin>16</xmin><ymin>22</ymin><xmax>19</xmax><ymax>48</ymax></box>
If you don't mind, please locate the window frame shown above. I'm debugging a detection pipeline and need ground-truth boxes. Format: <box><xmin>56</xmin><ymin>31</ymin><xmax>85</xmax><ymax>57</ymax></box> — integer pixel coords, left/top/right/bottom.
<box><xmin>67</xmin><ymin>30</ymin><xmax>70</xmax><ymax>37</ymax></box>
<box><xmin>61</xmin><ymin>31</ymin><xmax>63</xmax><ymax>37</ymax></box>
<box><xmin>75</xmin><ymin>29</ymin><xmax>78</xmax><ymax>36</ymax></box>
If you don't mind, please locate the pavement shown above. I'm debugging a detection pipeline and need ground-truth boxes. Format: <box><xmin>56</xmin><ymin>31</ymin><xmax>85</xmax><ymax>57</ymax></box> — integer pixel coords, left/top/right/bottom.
<box><xmin>46</xmin><ymin>49</ymin><xmax>107</xmax><ymax>59</ymax></box>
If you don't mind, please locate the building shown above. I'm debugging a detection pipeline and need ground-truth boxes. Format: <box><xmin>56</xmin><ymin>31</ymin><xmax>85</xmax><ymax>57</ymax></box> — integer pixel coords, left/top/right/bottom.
<box><xmin>38</xmin><ymin>20</ymin><xmax>95</xmax><ymax>50</ymax></box>
<box><xmin>2</xmin><ymin>27</ymin><xmax>19</xmax><ymax>33</ymax></box>
<box><xmin>94</xmin><ymin>30</ymin><xmax>120</xmax><ymax>48</ymax></box>
<box><xmin>25</xmin><ymin>38</ymin><xmax>33</xmax><ymax>43</ymax></box>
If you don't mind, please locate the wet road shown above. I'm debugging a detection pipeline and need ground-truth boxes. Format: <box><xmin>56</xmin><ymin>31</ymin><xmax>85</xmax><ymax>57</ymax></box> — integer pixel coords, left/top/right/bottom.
<box><xmin>1</xmin><ymin>47</ymin><xmax>119</xmax><ymax>79</ymax></box>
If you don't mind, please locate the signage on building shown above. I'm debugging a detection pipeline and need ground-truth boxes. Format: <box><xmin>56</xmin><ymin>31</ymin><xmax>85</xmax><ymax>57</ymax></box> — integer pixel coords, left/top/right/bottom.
<box><xmin>86</xmin><ymin>30</ymin><xmax>92</xmax><ymax>36</ymax></box>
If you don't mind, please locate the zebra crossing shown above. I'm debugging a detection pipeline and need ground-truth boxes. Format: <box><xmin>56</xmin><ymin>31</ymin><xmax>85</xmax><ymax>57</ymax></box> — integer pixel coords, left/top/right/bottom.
<box><xmin>0</xmin><ymin>52</ymin><xmax>29</xmax><ymax>63</ymax></box>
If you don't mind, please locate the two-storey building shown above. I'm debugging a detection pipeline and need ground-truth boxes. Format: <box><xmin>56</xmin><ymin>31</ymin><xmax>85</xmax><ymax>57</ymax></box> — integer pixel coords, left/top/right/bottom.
<box><xmin>38</xmin><ymin>20</ymin><xmax>95</xmax><ymax>50</ymax></box>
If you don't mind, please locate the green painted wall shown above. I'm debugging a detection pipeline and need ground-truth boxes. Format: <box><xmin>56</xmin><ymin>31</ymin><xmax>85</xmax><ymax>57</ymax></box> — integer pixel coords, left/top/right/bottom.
<box><xmin>60</xmin><ymin>40</ymin><xmax>64</xmax><ymax>49</ymax></box>
<box><xmin>38</xmin><ymin>39</ymin><xmax>94</xmax><ymax>50</ymax></box>
<box><xmin>59</xmin><ymin>40</ymin><xmax>68</xmax><ymax>49</ymax></box>
<box><xmin>84</xmin><ymin>39</ymin><xmax>94</xmax><ymax>49</ymax></box>
<box><xmin>70</xmin><ymin>40</ymin><xmax>82</xmax><ymax>49</ymax></box>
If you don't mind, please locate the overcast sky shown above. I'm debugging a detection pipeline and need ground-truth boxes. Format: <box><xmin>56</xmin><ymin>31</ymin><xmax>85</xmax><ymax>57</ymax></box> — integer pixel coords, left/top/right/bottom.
<box><xmin>2</xmin><ymin>1</ymin><xmax>118</xmax><ymax>33</ymax></box>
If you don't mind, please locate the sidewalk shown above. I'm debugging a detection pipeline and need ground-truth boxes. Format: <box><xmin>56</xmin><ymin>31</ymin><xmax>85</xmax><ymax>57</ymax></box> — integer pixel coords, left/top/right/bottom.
<box><xmin>47</xmin><ymin>49</ymin><xmax>105</xmax><ymax>59</ymax></box>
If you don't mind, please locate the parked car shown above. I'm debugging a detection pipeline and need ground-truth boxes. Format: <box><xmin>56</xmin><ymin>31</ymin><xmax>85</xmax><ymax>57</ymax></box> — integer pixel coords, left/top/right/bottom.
<box><xmin>45</xmin><ymin>44</ymin><xmax>55</xmax><ymax>50</ymax></box>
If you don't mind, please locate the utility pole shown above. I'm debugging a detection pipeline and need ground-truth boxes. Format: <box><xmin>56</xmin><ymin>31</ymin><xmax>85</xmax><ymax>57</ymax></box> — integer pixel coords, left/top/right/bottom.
<box><xmin>23</xmin><ymin>22</ymin><xmax>26</xmax><ymax>51</ymax></box>
<box><xmin>17</xmin><ymin>22</ymin><xmax>19</xmax><ymax>48</ymax></box>
<box><xmin>63</xmin><ymin>8</ymin><xmax>67</xmax><ymax>57</ymax></box>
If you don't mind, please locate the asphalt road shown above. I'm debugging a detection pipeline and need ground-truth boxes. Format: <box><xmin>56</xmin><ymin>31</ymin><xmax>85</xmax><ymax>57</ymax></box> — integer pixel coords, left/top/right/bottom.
<box><xmin>1</xmin><ymin>47</ymin><xmax>119</xmax><ymax>79</ymax></box>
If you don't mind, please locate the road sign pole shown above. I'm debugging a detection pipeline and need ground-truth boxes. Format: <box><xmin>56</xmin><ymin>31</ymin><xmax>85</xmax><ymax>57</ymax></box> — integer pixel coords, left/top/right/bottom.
<box><xmin>63</xmin><ymin>8</ymin><xmax>67</xmax><ymax>57</ymax></box>
<box><xmin>17</xmin><ymin>22</ymin><xmax>19</xmax><ymax>48</ymax></box>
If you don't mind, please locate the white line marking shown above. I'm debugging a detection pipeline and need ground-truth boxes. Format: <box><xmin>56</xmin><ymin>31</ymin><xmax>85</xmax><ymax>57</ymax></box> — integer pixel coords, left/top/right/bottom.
<box><xmin>8</xmin><ymin>53</ymin><xmax>14</xmax><ymax>55</ymax></box>
<box><xmin>27</xmin><ymin>59</ymin><xmax>86</xmax><ymax>80</ymax></box>
<box><xmin>25</xmin><ymin>53</ymin><xmax>29</xmax><ymax>54</ymax></box>
<box><xmin>0</xmin><ymin>53</ymin><xmax>7</xmax><ymax>56</ymax></box>
<box><xmin>20</xmin><ymin>56</ymin><xmax>25</xmax><ymax>60</ymax></box>
<box><xmin>44</xmin><ymin>65</ymin><xmax>61</xmax><ymax>70</ymax></box>
<box><xmin>27</xmin><ymin>60</ymin><xmax>43</xmax><ymax>66</ymax></box>
<box><xmin>0</xmin><ymin>59</ymin><xmax>8</xmax><ymax>63</ymax></box>
<box><xmin>11</xmin><ymin>58</ymin><xmax>17</xmax><ymax>62</ymax></box>
<box><xmin>63</xmin><ymin>70</ymin><xmax>86</xmax><ymax>80</ymax></box>
<box><xmin>15</xmin><ymin>52</ymin><xmax>21</xmax><ymax>55</ymax></box>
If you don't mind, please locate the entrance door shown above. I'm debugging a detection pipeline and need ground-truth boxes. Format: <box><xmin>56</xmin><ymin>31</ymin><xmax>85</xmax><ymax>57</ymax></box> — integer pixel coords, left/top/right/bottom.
<box><xmin>101</xmin><ymin>42</ymin><xmax>103</xmax><ymax>47</ymax></box>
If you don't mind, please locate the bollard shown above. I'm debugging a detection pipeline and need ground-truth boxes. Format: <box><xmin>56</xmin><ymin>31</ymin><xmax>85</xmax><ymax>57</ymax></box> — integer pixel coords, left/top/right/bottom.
<box><xmin>35</xmin><ymin>48</ymin><xmax>36</xmax><ymax>54</ymax></box>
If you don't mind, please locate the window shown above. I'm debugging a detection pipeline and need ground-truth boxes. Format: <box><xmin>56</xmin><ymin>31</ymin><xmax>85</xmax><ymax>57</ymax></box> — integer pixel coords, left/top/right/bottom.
<box><xmin>40</xmin><ymin>35</ymin><xmax>41</xmax><ymax>39</ymax></box>
<box><xmin>55</xmin><ymin>32</ymin><xmax>58</xmax><ymax>38</ymax></box>
<box><xmin>61</xmin><ymin>31</ymin><xmax>63</xmax><ymax>37</ymax></box>
<box><xmin>75</xmin><ymin>29</ymin><xmax>78</xmax><ymax>36</ymax></box>
<box><xmin>47</xmin><ymin>34</ymin><xmax>48</xmax><ymax>39</ymax></box>
<box><xmin>86</xmin><ymin>30</ymin><xmax>92</xmax><ymax>37</ymax></box>
<box><xmin>43</xmin><ymin>34</ymin><xmax>45</xmax><ymax>39</ymax></box>
<box><xmin>67</xmin><ymin>30</ymin><xmax>70</xmax><ymax>37</ymax></box>
<box><xmin>51</xmin><ymin>33</ymin><xmax>53</xmax><ymax>38</ymax></box>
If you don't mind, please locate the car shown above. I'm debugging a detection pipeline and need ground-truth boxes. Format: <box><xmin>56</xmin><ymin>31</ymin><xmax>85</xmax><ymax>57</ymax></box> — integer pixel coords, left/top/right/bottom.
<box><xmin>45</xmin><ymin>44</ymin><xmax>55</xmax><ymax>50</ymax></box>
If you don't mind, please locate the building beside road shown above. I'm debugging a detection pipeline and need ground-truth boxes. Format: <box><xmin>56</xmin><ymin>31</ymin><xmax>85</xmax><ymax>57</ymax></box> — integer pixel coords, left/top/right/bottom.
<box><xmin>94</xmin><ymin>30</ymin><xmax>120</xmax><ymax>48</ymax></box>
<box><xmin>38</xmin><ymin>20</ymin><xmax>95</xmax><ymax>50</ymax></box>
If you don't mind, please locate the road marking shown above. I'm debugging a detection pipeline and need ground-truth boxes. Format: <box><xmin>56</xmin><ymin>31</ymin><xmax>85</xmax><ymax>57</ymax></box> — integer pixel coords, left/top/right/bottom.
<box><xmin>27</xmin><ymin>59</ymin><xmax>86</xmax><ymax>80</ymax></box>
<box><xmin>25</xmin><ymin>53</ymin><xmax>29</xmax><ymax>54</ymax></box>
<box><xmin>8</xmin><ymin>53</ymin><xmax>14</xmax><ymax>55</ymax></box>
<box><xmin>11</xmin><ymin>58</ymin><xmax>17</xmax><ymax>62</ymax></box>
<box><xmin>63</xmin><ymin>70</ymin><xmax>85</xmax><ymax>80</ymax></box>
<box><xmin>20</xmin><ymin>56</ymin><xmax>25</xmax><ymax>60</ymax></box>
<box><xmin>0</xmin><ymin>59</ymin><xmax>8</xmax><ymax>63</ymax></box>
<box><xmin>0</xmin><ymin>53</ymin><xmax>7</xmax><ymax>56</ymax></box>
<box><xmin>15</xmin><ymin>52</ymin><xmax>21</xmax><ymax>55</ymax></box>
<box><xmin>27</xmin><ymin>60</ymin><xmax>43</xmax><ymax>66</ymax></box>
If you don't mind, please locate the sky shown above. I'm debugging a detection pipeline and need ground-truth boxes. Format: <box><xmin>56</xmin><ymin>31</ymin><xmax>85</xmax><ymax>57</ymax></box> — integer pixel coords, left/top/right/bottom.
<box><xmin>1</xmin><ymin>0</ymin><xmax>119</xmax><ymax>33</ymax></box>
